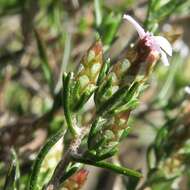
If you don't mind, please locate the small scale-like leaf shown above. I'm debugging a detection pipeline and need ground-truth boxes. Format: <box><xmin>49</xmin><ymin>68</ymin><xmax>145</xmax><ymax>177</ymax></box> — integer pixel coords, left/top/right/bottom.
<box><xmin>121</xmin><ymin>127</ymin><xmax>131</xmax><ymax>138</ymax></box>
<box><xmin>60</xmin><ymin>163</ymin><xmax>83</xmax><ymax>183</ymax></box>
<box><xmin>95</xmin><ymin>75</ymin><xmax>113</xmax><ymax>106</ymax></box>
<box><xmin>96</xmin><ymin>146</ymin><xmax>118</xmax><ymax>161</ymax></box>
<box><xmin>96</xmin><ymin>85</ymin><xmax>129</xmax><ymax>116</ymax></box>
<box><xmin>88</xmin><ymin>117</ymin><xmax>106</xmax><ymax>149</ymax></box>
<box><xmin>72</xmin><ymin>84</ymin><xmax>97</xmax><ymax>112</ymax></box>
<box><xmin>97</xmin><ymin>81</ymin><xmax>139</xmax><ymax>117</ymax></box>
<box><xmin>96</xmin><ymin>58</ymin><xmax>110</xmax><ymax>86</ymax></box>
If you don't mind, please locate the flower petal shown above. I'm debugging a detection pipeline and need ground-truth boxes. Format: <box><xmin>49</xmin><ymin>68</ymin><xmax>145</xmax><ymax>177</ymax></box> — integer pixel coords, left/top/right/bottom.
<box><xmin>185</xmin><ymin>86</ymin><xmax>190</xmax><ymax>94</ymax></box>
<box><xmin>160</xmin><ymin>50</ymin><xmax>170</xmax><ymax>66</ymax></box>
<box><xmin>123</xmin><ymin>14</ymin><xmax>145</xmax><ymax>39</ymax></box>
<box><xmin>154</xmin><ymin>36</ymin><xmax>172</xmax><ymax>56</ymax></box>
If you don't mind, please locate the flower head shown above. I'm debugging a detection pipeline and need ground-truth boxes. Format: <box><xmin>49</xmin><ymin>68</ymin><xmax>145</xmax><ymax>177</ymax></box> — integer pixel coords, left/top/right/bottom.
<box><xmin>123</xmin><ymin>14</ymin><xmax>172</xmax><ymax>66</ymax></box>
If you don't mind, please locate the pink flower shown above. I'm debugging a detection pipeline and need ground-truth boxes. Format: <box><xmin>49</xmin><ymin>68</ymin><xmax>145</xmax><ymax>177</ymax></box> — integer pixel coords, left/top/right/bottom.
<box><xmin>123</xmin><ymin>14</ymin><xmax>172</xmax><ymax>66</ymax></box>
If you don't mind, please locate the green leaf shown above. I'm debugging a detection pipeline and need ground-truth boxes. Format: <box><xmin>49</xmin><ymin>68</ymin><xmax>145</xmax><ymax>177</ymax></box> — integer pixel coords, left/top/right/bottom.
<box><xmin>88</xmin><ymin>117</ymin><xmax>106</xmax><ymax>149</ymax></box>
<box><xmin>62</xmin><ymin>72</ymin><xmax>78</xmax><ymax>136</ymax></box>
<box><xmin>155</xmin><ymin>0</ymin><xmax>187</xmax><ymax>21</ymax></box>
<box><xmin>97</xmin><ymin>85</ymin><xmax>129</xmax><ymax>116</ymax></box>
<box><xmin>96</xmin><ymin>146</ymin><xmax>118</xmax><ymax>161</ymax></box>
<box><xmin>28</xmin><ymin>129</ymin><xmax>63</xmax><ymax>190</ymax></box>
<box><xmin>3</xmin><ymin>149</ymin><xmax>20</xmax><ymax>190</ymax></box>
<box><xmin>151</xmin><ymin>181</ymin><xmax>173</xmax><ymax>190</ymax></box>
<box><xmin>121</xmin><ymin>127</ymin><xmax>131</xmax><ymax>138</ymax></box>
<box><xmin>157</xmin><ymin>54</ymin><xmax>183</xmax><ymax>103</ymax></box>
<box><xmin>155</xmin><ymin>127</ymin><xmax>168</xmax><ymax>149</ymax></box>
<box><xmin>101</xmin><ymin>13</ymin><xmax>121</xmax><ymax>45</ymax></box>
<box><xmin>97</xmin><ymin>81</ymin><xmax>139</xmax><ymax>117</ymax></box>
<box><xmin>146</xmin><ymin>145</ymin><xmax>157</xmax><ymax>170</ymax></box>
<box><xmin>95</xmin><ymin>75</ymin><xmax>113</xmax><ymax>106</ymax></box>
<box><xmin>94</xmin><ymin>58</ymin><xmax>111</xmax><ymax>105</ymax></box>
<box><xmin>60</xmin><ymin>163</ymin><xmax>83</xmax><ymax>183</ymax></box>
<box><xmin>125</xmin><ymin>175</ymin><xmax>140</xmax><ymax>190</ymax></box>
<box><xmin>72</xmin><ymin>84</ymin><xmax>97</xmax><ymax>112</ymax></box>
<box><xmin>85</xmin><ymin>145</ymin><xmax>118</xmax><ymax>161</ymax></box>
<box><xmin>72</xmin><ymin>155</ymin><xmax>142</xmax><ymax>178</ymax></box>
<box><xmin>72</xmin><ymin>80</ymin><xmax>80</xmax><ymax>102</ymax></box>
<box><xmin>112</xmin><ymin>98</ymin><xmax>139</xmax><ymax>114</ymax></box>
<box><xmin>34</xmin><ymin>29</ymin><xmax>54</xmax><ymax>92</ymax></box>
<box><xmin>146</xmin><ymin>169</ymin><xmax>177</xmax><ymax>189</ymax></box>
<box><xmin>0</xmin><ymin>0</ymin><xmax>21</xmax><ymax>16</ymax></box>
<box><xmin>145</xmin><ymin>0</ymin><xmax>187</xmax><ymax>31</ymax></box>
<box><xmin>94</xmin><ymin>0</ymin><xmax>102</xmax><ymax>27</ymax></box>
<box><xmin>96</xmin><ymin>58</ymin><xmax>110</xmax><ymax>86</ymax></box>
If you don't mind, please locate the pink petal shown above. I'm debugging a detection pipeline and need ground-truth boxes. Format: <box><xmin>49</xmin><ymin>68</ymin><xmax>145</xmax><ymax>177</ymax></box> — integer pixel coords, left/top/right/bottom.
<box><xmin>145</xmin><ymin>34</ymin><xmax>161</xmax><ymax>52</ymax></box>
<box><xmin>123</xmin><ymin>14</ymin><xmax>145</xmax><ymax>39</ymax></box>
<box><xmin>154</xmin><ymin>36</ymin><xmax>172</xmax><ymax>56</ymax></box>
<box><xmin>160</xmin><ymin>50</ymin><xmax>170</xmax><ymax>66</ymax></box>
